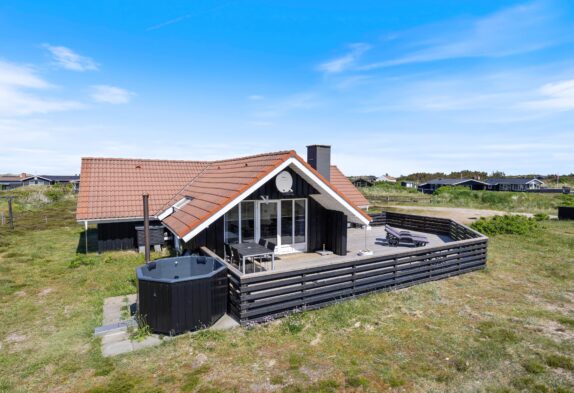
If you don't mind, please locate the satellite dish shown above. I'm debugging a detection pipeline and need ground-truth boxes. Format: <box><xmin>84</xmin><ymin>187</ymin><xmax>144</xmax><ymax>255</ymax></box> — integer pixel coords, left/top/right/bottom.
<box><xmin>275</xmin><ymin>171</ymin><xmax>293</xmax><ymax>193</ymax></box>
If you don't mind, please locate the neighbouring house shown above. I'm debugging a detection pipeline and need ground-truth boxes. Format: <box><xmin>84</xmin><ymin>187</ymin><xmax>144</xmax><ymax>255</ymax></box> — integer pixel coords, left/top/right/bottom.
<box><xmin>0</xmin><ymin>174</ymin><xmax>24</xmax><ymax>190</ymax></box>
<box><xmin>350</xmin><ymin>176</ymin><xmax>377</xmax><ymax>188</ymax></box>
<box><xmin>77</xmin><ymin>145</ymin><xmax>371</xmax><ymax>255</ymax></box>
<box><xmin>418</xmin><ymin>178</ymin><xmax>488</xmax><ymax>193</ymax></box>
<box><xmin>485</xmin><ymin>178</ymin><xmax>545</xmax><ymax>192</ymax></box>
<box><xmin>377</xmin><ymin>174</ymin><xmax>396</xmax><ymax>183</ymax></box>
<box><xmin>21</xmin><ymin>174</ymin><xmax>80</xmax><ymax>189</ymax></box>
<box><xmin>400</xmin><ymin>180</ymin><xmax>417</xmax><ymax>189</ymax></box>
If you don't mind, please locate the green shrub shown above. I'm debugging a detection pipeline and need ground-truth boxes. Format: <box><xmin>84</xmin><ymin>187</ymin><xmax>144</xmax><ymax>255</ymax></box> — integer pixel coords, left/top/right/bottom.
<box><xmin>544</xmin><ymin>354</ymin><xmax>574</xmax><ymax>370</ymax></box>
<box><xmin>477</xmin><ymin>321</ymin><xmax>520</xmax><ymax>343</ymax></box>
<box><xmin>129</xmin><ymin>313</ymin><xmax>152</xmax><ymax>341</ymax></box>
<box><xmin>533</xmin><ymin>213</ymin><xmax>549</xmax><ymax>221</ymax></box>
<box><xmin>522</xmin><ymin>359</ymin><xmax>545</xmax><ymax>374</ymax></box>
<box><xmin>559</xmin><ymin>194</ymin><xmax>574</xmax><ymax>207</ymax></box>
<box><xmin>282</xmin><ymin>313</ymin><xmax>305</xmax><ymax>335</ymax></box>
<box><xmin>44</xmin><ymin>186</ymin><xmax>65</xmax><ymax>202</ymax></box>
<box><xmin>68</xmin><ymin>254</ymin><xmax>98</xmax><ymax>268</ymax></box>
<box><xmin>470</xmin><ymin>215</ymin><xmax>539</xmax><ymax>236</ymax></box>
<box><xmin>181</xmin><ymin>365</ymin><xmax>210</xmax><ymax>392</ymax></box>
<box><xmin>433</xmin><ymin>186</ymin><xmax>473</xmax><ymax>197</ymax></box>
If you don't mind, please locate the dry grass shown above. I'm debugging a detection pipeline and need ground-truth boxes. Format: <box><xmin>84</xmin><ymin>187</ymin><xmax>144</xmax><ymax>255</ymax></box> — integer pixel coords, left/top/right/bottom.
<box><xmin>1</xmin><ymin>200</ymin><xmax>573</xmax><ymax>392</ymax></box>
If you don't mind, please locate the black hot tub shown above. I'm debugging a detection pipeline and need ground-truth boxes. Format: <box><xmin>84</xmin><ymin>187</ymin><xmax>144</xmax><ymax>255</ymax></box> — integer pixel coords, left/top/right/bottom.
<box><xmin>136</xmin><ymin>256</ymin><xmax>228</xmax><ymax>335</ymax></box>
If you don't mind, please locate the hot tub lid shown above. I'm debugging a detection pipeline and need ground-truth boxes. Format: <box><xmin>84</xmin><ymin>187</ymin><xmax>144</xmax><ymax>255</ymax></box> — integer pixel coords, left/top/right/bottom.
<box><xmin>136</xmin><ymin>256</ymin><xmax>226</xmax><ymax>283</ymax></box>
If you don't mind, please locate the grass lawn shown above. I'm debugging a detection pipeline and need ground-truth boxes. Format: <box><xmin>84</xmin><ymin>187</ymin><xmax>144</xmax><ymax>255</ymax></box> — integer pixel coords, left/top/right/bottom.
<box><xmin>361</xmin><ymin>185</ymin><xmax>574</xmax><ymax>215</ymax></box>
<box><xmin>1</xmin><ymin>198</ymin><xmax>574</xmax><ymax>392</ymax></box>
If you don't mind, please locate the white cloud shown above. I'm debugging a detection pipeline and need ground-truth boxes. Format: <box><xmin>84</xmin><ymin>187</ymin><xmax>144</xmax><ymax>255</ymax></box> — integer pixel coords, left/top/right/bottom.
<box><xmin>359</xmin><ymin>1</ymin><xmax>567</xmax><ymax>70</ymax></box>
<box><xmin>247</xmin><ymin>94</ymin><xmax>264</xmax><ymax>101</ymax></box>
<box><xmin>0</xmin><ymin>60</ymin><xmax>84</xmax><ymax>116</ymax></box>
<box><xmin>90</xmin><ymin>85</ymin><xmax>133</xmax><ymax>104</ymax></box>
<box><xmin>43</xmin><ymin>44</ymin><xmax>98</xmax><ymax>71</ymax></box>
<box><xmin>520</xmin><ymin>79</ymin><xmax>574</xmax><ymax>111</ymax></box>
<box><xmin>0</xmin><ymin>61</ymin><xmax>49</xmax><ymax>88</ymax></box>
<box><xmin>317</xmin><ymin>43</ymin><xmax>371</xmax><ymax>74</ymax></box>
<box><xmin>253</xmin><ymin>92</ymin><xmax>321</xmax><ymax>118</ymax></box>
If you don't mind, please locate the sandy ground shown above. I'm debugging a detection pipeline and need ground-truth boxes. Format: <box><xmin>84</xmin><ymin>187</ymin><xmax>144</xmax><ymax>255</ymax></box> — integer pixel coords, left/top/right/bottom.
<box><xmin>383</xmin><ymin>205</ymin><xmax>556</xmax><ymax>224</ymax></box>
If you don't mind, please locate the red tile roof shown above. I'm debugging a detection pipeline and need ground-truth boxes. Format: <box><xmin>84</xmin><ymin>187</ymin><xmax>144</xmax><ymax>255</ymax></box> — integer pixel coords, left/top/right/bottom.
<box><xmin>77</xmin><ymin>151</ymin><xmax>371</xmax><ymax>237</ymax></box>
<box><xmin>76</xmin><ymin>158</ymin><xmax>208</xmax><ymax>221</ymax></box>
<box><xmin>162</xmin><ymin>151</ymin><xmax>294</xmax><ymax>237</ymax></box>
<box><xmin>330</xmin><ymin>166</ymin><xmax>370</xmax><ymax>208</ymax></box>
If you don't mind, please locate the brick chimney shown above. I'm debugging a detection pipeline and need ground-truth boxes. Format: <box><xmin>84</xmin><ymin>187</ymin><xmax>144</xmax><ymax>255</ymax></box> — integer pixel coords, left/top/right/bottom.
<box><xmin>306</xmin><ymin>145</ymin><xmax>331</xmax><ymax>181</ymax></box>
<box><xmin>20</xmin><ymin>172</ymin><xmax>28</xmax><ymax>179</ymax></box>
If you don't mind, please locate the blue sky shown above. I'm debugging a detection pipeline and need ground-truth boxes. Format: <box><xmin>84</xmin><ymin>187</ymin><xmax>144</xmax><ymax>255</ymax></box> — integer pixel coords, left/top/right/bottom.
<box><xmin>0</xmin><ymin>0</ymin><xmax>573</xmax><ymax>176</ymax></box>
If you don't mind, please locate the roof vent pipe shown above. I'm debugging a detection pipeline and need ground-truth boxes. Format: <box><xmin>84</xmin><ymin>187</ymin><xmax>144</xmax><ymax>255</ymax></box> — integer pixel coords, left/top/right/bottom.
<box><xmin>143</xmin><ymin>193</ymin><xmax>150</xmax><ymax>264</ymax></box>
<box><xmin>306</xmin><ymin>145</ymin><xmax>331</xmax><ymax>182</ymax></box>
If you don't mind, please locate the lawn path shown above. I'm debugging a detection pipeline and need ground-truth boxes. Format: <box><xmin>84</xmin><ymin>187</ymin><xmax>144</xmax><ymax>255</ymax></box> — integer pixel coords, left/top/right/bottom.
<box><xmin>383</xmin><ymin>205</ymin><xmax>557</xmax><ymax>224</ymax></box>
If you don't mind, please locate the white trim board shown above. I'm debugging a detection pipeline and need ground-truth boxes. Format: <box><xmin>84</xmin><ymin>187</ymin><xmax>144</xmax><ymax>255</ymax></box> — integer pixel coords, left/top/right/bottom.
<box><xmin>76</xmin><ymin>216</ymin><xmax>155</xmax><ymax>225</ymax></box>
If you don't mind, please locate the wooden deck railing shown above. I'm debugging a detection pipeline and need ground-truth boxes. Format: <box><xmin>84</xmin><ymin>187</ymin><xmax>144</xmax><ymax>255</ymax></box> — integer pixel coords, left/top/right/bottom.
<box><xmin>204</xmin><ymin>212</ymin><xmax>488</xmax><ymax>324</ymax></box>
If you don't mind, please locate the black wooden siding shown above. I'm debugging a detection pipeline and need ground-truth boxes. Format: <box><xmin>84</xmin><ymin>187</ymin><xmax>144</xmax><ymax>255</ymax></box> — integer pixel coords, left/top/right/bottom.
<box><xmin>97</xmin><ymin>221</ymin><xmax>163</xmax><ymax>252</ymax></box>
<box><xmin>558</xmin><ymin>206</ymin><xmax>574</xmax><ymax>220</ymax></box>
<box><xmin>304</xmin><ymin>198</ymin><xmax>348</xmax><ymax>255</ymax></box>
<box><xmin>187</xmin><ymin>216</ymin><xmax>226</xmax><ymax>257</ymax></box>
<box><xmin>138</xmin><ymin>269</ymin><xmax>228</xmax><ymax>335</ymax></box>
<box><xmin>246</xmin><ymin>167</ymin><xmax>317</xmax><ymax>200</ymax></box>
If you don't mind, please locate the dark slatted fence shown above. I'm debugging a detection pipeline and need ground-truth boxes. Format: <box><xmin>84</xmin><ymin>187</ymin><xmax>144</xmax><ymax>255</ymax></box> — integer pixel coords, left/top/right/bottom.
<box><xmin>206</xmin><ymin>212</ymin><xmax>488</xmax><ymax>324</ymax></box>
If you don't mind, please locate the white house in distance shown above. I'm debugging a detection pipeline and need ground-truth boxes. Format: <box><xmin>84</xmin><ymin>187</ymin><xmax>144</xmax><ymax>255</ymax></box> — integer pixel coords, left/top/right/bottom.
<box><xmin>377</xmin><ymin>174</ymin><xmax>396</xmax><ymax>183</ymax></box>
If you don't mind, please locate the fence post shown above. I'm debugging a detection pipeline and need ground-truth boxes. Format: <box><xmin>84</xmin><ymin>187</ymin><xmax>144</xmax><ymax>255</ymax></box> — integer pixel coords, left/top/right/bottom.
<box><xmin>352</xmin><ymin>264</ymin><xmax>356</xmax><ymax>296</ymax></box>
<box><xmin>301</xmin><ymin>273</ymin><xmax>306</xmax><ymax>305</ymax></box>
<box><xmin>1</xmin><ymin>211</ymin><xmax>4</xmax><ymax>225</ymax></box>
<box><xmin>8</xmin><ymin>197</ymin><xmax>14</xmax><ymax>230</ymax></box>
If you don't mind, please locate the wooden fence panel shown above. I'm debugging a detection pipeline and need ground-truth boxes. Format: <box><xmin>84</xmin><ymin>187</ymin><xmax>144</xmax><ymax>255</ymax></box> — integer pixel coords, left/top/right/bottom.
<box><xmin>205</xmin><ymin>211</ymin><xmax>488</xmax><ymax>324</ymax></box>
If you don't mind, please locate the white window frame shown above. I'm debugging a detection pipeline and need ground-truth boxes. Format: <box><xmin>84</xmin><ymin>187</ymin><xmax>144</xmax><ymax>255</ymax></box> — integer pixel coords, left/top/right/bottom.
<box><xmin>224</xmin><ymin>198</ymin><xmax>308</xmax><ymax>254</ymax></box>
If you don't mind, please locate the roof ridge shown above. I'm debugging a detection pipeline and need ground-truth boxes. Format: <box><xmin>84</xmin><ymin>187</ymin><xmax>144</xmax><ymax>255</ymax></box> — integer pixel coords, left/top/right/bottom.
<box><xmin>81</xmin><ymin>157</ymin><xmax>208</xmax><ymax>164</ymax></box>
<box><xmin>81</xmin><ymin>150</ymin><xmax>295</xmax><ymax>165</ymax></box>
<box><xmin>155</xmin><ymin>151</ymin><xmax>295</xmax><ymax>216</ymax></box>
<box><xmin>209</xmin><ymin>150</ymin><xmax>294</xmax><ymax>164</ymax></box>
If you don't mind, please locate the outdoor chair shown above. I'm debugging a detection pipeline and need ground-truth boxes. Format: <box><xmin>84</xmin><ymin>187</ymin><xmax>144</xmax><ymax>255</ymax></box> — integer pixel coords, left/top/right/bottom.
<box><xmin>266</xmin><ymin>241</ymin><xmax>276</xmax><ymax>252</ymax></box>
<box><xmin>258</xmin><ymin>238</ymin><xmax>267</xmax><ymax>247</ymax></box>
<box><xmin>224</xmin><ymin>243</ymin><xmax>233</xmax><ymax>263</ymax></box>
<box><xmin>385</xmin><ymin>225</ymin><xmax>429</xmax><ymax>247</ymax></box>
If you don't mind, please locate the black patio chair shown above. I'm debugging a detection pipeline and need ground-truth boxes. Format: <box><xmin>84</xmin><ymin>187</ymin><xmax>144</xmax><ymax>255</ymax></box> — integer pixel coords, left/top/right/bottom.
<box><xmin>258</xmin><ymin>238</ymin><xmax>267</xmax><ymax>247</ymax></box>
<box><xmin>224</xmin><ymin>243</ymin><xmax>232</xmax><ymax>262</ymax></box>
<box><xmin>266</xmin><ymin>241</ymin><xmax>276</xmax><ymax>252</ymax></box>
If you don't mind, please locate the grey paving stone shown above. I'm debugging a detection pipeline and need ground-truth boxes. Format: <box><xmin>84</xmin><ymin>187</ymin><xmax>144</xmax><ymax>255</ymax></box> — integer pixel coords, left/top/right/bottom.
<box><xmin>101</xmin><ymin>331</ymin><xmax>129</xmax><ymax>345</ymax></box>
<box><xmin>102</xmin><ymin>340</ymin><xmax>133</xmax><ymax>357</ymax></box>
<box><xmin>132</xmin><ymin>335</ymin><xmax>162</xmax><ymax>351</ymax></box>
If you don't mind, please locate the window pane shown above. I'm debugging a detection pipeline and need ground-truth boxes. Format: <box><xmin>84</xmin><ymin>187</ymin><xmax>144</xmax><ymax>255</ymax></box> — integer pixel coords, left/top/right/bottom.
<box><xmin>225</xmin><ymin>205</ymin><xmax>239</xmax><ymax>244</ymax></box>
<box><xmin>241</xmin><ymin>202</ymin><xmax>255</xmax><ymax>242</ymax></box>
<box><xmin>281</xmin><ymin>200</ymin><xmax>293</xmax><ymax>245</ymax></box>
<box><xmin>294</xmin><ymin>200</ymin><xmax>305</xmax><ymax>243</ymax></box>
<box><xmin>260</xmin><ymin>202</ymin><xmax>278</xmax><ymax>243</ymax></box>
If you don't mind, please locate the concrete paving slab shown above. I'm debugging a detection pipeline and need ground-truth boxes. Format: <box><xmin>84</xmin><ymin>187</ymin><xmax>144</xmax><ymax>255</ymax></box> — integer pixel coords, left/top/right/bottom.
<box><xmin>210</xmin><ymin>314</ymin><xmax>239</xmax><ymax>331</ymax></box>
<box><xmin>102</xmin><ymin>340</ymin><xmax>133</xmax><ymax>357</ymax></box>
<box><xmin>102</xmin><ymin>295</ymin><xmax>128</xmax><ymax>325</ymax></box>
<box><xmin>101</xmin><ymin>331</ymin><xmax>129</xmax><ymax>345</ymax></box>
<box><xmin>132</xmin><ymin>335</ymin><xmax>162</xmax><ymax>351</ymax></box>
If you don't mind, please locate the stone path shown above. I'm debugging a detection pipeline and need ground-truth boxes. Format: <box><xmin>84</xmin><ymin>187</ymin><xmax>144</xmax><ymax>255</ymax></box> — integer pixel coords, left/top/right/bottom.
<box><xmin>96</xmin><ymin>294</ymin><xmax>239</xmax><ymax>357</ymax></box>
<box><xmin>385</xmin><ymin>205</ymin><xmax>557</xmax><ymax>224</ymax></box>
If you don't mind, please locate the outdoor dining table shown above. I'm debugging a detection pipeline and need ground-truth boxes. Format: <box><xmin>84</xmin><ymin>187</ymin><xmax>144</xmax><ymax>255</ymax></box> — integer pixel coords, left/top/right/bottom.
<box><xmin>231</xmin><ymin>243</ymin><xmax>275</xmax><ymax>274</ymax></box>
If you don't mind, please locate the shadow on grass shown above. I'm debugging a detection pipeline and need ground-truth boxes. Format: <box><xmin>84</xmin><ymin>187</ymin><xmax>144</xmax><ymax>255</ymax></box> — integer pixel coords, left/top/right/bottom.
<box><xmin>76</xmin><ymin>228</ymin><xmax>98</xmax><ymax>254</ymax></box>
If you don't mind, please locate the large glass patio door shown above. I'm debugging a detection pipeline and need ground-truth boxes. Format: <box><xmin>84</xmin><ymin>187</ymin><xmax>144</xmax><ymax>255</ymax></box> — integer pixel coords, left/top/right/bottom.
<box><xmin>255</xmin><ymin>199</ymin><xmax>307</xmax><ymax>254</ymax></box>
